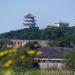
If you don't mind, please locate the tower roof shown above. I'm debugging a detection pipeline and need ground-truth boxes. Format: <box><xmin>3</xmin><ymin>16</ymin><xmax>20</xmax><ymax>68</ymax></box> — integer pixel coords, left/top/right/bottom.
<box><xmin>24</xmin><ymin>13</ymin><xmax>35</xmax><ymax>18</ymax></box>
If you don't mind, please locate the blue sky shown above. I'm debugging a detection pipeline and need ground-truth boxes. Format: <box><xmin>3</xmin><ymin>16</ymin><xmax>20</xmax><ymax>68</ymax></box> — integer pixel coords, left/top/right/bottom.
<box><xmin>0</xmin><ymin>0</ymin><xmax>75</xmax><ymax>33</ymax></box>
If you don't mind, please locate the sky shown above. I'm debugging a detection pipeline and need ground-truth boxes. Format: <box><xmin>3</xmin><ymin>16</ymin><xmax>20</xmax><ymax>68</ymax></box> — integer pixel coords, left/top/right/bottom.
<box><xmin>0</xmin><ymin>0</ymin><xmax>75</xmax><ymax>34</ymax></box>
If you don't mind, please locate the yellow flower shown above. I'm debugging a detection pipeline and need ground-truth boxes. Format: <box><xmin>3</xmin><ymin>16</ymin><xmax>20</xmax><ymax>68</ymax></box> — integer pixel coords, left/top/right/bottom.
<box><xmin>36</xmin><ymin>50</ymin><xmax>42</xmax><ymax>55</ymax></box>
<box><xmin>4</xmin><ymin>50</ymin><xmax>9</xmax><ymax>54</ymax></box>
<box><xmin>8</xmin><ymin>50</ymin><xmax>13</xmax><ymax>53</ymax></box>
<box><xmin>8</xmin><ymin>49</ymin><xmax>17</xmax><ymax>53</ymax></box>
<box><xmin>0</xmin><ymin>50</ymin><xmax>10</xmax><ymax>57</ymax></box>
<box><xmin>3</xmin><ymin>63</ymin><xmax>10</xmax><ymax>68</ymax></box>
<box><xmin>3</xmin><ymin>59</ymin><xmax>14</xmax><ymax>68</ymax></box>
<box><xmin>7</xmin><ymin>60</ymin><xmax>13</xmax><ymax>64</ymax></box>
<box><xmin>0</xmin><ymin>51</ymin><xmax>5</xmax><ymax>56</ymax></box>
<box><xmin>20</xmin><ymin>55</ymin><xmax>25</xmax><ymax>59</ymax></box>
<box><xmin>4</xmin><ymin>70</ymin><xmax>14</xmax><ymax>75</ymax></box>
<box><xmin>27</xmin><ymin>50</ymin><xmax>35</xmax><ymax>55</ymax></box>
<box><xmin>12</xmin><ymin>49</ymin><xmax>17</xmax><ymax>53</ymax></box>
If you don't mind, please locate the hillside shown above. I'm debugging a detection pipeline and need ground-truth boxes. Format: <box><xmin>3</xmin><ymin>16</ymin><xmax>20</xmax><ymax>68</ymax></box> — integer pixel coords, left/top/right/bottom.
<box><xmin>0</xmin><ymin>28</ymin><xmax>40</xmax><ymax>40</ymax></box>
<box><xmin>0</xmin><ymin>26</ymin><xmax>75</xmax><ymax>47</ymax></box>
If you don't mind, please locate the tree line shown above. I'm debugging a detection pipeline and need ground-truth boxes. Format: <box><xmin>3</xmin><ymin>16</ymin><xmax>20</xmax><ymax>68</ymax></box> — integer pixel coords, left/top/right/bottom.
<box><xmin>0</xmin><ymin>26</ymin><xmax>75</xmax><ymax>47</ymax></box>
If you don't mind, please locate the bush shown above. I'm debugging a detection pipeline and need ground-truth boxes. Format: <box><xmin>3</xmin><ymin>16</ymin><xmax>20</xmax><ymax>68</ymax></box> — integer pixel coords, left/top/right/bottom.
<box><xmin>63</xmin><ymin>51</ymin><xmax>75</xmax><ymax>70</ymax></box>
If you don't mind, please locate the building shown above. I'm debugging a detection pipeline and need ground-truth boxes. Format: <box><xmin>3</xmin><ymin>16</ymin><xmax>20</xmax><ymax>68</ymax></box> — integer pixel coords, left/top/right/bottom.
<box><xmin>23</xmin><ymin>13</ymin><xmax>39</xmax><ymax>29</ymax></box>
<box><xmin>54</xmin><ymin>22</ymin><xmax>69</xmax><ymax>27</ymax></box>
<box><xmin>11</xmin><ymin>39</ymin><xmax>48</xmax><ymax>47</ymax></box>
<box><xmin>34</xmin><ymin>47</ymin><xmax>75</xmax><ymax>69</ymax></box>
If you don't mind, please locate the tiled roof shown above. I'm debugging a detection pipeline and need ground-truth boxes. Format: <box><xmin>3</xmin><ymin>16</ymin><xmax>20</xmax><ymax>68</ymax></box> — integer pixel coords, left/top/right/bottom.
<box><xmin>35</xmin><ymin>47</ymin><xmax>75</xmax><ymax>59</ymax></box>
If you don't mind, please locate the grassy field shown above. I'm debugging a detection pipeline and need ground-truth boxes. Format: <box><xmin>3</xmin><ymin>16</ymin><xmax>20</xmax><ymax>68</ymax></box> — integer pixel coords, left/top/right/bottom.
<box><xmin>0</xmin><ymin>69</ymin><xmax>75</xmax><ymax>75</ymax></box>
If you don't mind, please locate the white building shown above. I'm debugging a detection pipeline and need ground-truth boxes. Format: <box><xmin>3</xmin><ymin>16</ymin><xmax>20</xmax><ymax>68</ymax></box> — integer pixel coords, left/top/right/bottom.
<box><xmin>54</xmin><ymin>22</ymin><xmax>69</xmax><ymax>27</ymax></box>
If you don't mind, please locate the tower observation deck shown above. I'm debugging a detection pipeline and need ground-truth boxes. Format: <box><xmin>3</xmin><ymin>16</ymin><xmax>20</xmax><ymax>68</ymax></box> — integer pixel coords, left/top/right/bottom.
<box><xmin>23</xmin><ymin>13</ymin><xmax>37</xmax><ymax>28</ymax></box>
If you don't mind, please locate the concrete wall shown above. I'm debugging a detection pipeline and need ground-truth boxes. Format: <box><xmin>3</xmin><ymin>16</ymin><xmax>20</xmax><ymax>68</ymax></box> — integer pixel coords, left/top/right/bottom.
<box><xmin>11</xmin><ymin>39</ymin><xmax>49</xmax><ymax>47</ymax></box>
<box><xmin>39</xmin><ymin>62</ymin><xmax>64</xmax><ymax>69</ymax></box>
<box><xmin>34</xmin><ymin>58</ymin><xmax>64</xmax><ymax>69</ymax></box>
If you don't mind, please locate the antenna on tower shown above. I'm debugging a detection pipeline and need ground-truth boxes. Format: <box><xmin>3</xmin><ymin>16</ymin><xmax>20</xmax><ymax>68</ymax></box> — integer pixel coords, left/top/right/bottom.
<box><xmin>59</xmin><ymin>19</ymin><xmax>62</xmax><ymax>23</ymax></box>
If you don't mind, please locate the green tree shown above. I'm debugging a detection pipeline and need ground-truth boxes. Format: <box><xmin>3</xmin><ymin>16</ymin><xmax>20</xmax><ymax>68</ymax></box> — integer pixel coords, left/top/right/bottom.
<box><xmin>64</xmin><ymin>51</ymin><xmax>75</xmax><ymax>70</ymax></box>
<box><xmin>0</xmin><ymin>38</ymin><xmax>12</xmax><ymax>50</ymax></box>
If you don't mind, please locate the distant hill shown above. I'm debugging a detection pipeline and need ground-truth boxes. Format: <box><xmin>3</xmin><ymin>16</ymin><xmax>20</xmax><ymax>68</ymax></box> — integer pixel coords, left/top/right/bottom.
<box><xmin>0</xmin><ymin>28</ymin><xmax>40</xmax><ymax>40</ymax></box>
<box><xmin>0</xmin><ymin>26</ymin><xmax>75</xmax><ymax>47</ymax></box>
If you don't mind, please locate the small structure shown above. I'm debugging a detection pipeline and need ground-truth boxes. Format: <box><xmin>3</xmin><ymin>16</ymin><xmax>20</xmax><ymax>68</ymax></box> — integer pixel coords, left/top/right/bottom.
<box><xmin>11</xmin><ymin>39</ymin><xmax>27</xmax><ymax>46</ymax></box>
<box><xmin>34</xmin><ymin>47</ymin><xmax>74</xmax><ymax>69</ymax></box>
<box><xmin>54</xmin><ymin>22</ymin><xmax>69</xmax><ymax>27</ymax></box>
<box><xmin>11</xmin><ymin>39</ymin><xmax>49</xmax><ymax>47</ymax></box>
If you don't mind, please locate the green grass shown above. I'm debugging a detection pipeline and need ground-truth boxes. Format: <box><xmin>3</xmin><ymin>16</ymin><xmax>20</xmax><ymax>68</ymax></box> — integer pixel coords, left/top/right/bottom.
<box><xmin>0</xmin><ymin>69</ymin><xmax>75</xmax><ymax>75</ymax></box>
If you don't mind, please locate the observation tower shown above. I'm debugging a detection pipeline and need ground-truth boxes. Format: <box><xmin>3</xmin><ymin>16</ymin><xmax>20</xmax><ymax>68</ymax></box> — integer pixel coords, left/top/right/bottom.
<box><xmin>23</xmin><ymin>13</ymin><xmax>36</xmax><ymax>28</ymax></box>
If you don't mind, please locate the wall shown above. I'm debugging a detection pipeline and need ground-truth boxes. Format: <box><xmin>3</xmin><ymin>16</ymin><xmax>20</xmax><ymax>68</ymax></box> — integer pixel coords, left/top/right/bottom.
<box><xmin>39</xmin><ymin>62</ymin><xmax>64</xmax><ymax>69</ymax></box>
<box><xmin>11</xmin><ymin>40</ymin><xmax>49</xmax><ymax>47</ymax></box>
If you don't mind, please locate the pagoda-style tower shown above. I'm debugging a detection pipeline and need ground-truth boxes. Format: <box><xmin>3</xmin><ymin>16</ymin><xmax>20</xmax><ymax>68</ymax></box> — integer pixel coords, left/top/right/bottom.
<box><xmin>23</xmin><ymin>13</ymin><xmax>36</xmax><ymax>28</ymax></box>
